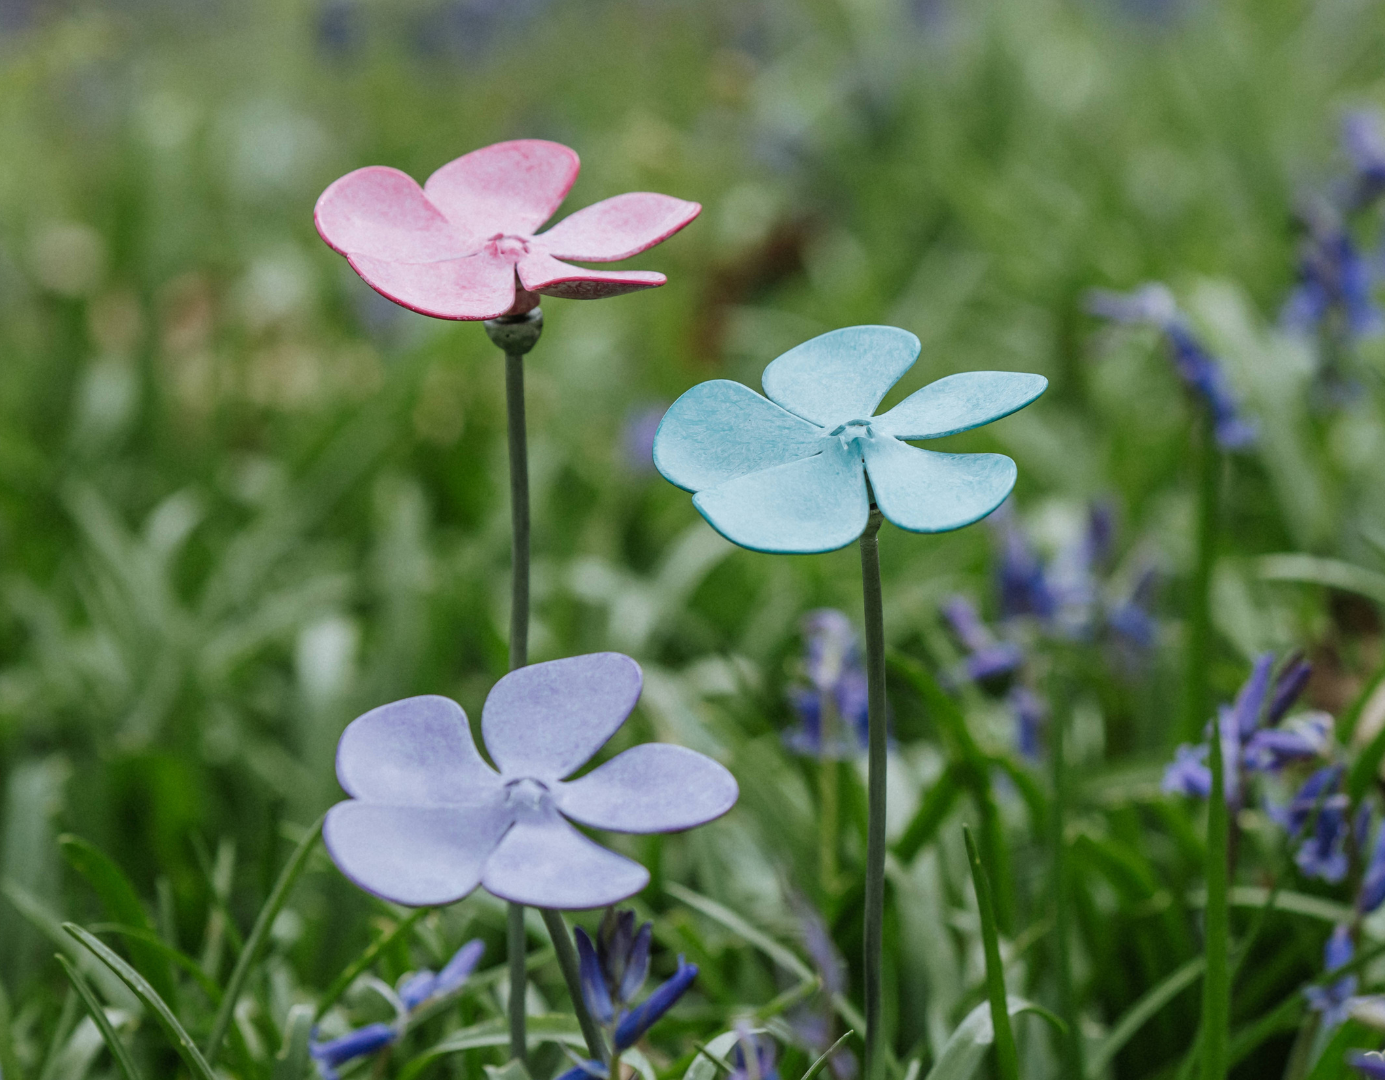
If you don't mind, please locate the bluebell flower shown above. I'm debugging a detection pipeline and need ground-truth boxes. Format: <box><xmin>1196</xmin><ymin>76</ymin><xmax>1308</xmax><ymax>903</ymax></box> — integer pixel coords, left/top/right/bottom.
<box><xmin>1359</xmin><ymin>821</ymin><xmax>1385</xmax><ymax>914</ymax></box>
<box><xmin>1087</xmin><ymin>284</ymin><xmax>1256</xmax><ymax>451</ymax></box>
<box><xmin>1242</xmin><ymin>711</ymin><xmax>1333</xmax><ymax>772</ymax></box>
<box><xmin>785</xmin><ymin>610</ymin><xmax>870</xmax><ymax>759</ymax></box>
<box><xmin>995</xmin><ymin>518</ymin><xmax>1057</xmax><ymax>622</ymax></box>
<box><xmin>729</xmin><ymin>1032</ymin><xmax>781</xmax><ymax>1080</ymax></box>
<box><xmin>1270</xmin><ymin>765</ymin><xmax>1344</xmax><ymax>836</ymax></box>
<box><xmin>1350</xmin><ymin>1052</ymin><xmax>1385</xmax><ymax>1079</ymax></box>
<box><xmin>1281</xmin><ymin>200</ymin><xmax>1384</xmax><ymax>342</ymax></box>
<box><xmin>1306</xmin><ymin>924</ymin><xmax>1359</xmax><ymax>1030</ymax></box>
<box><xmin>575</xmin><ymin>907</ymin><xmax>697</xmax><ymax>1053</ymax></box>
<box><xmin>1009</xmin><ymin>686</ymin><xmax>1047</xmax><ymax>762</ymax></box>
<box><xmin>941</xmin><ymin>595</ymin><xmax>1044</xmax><ymax>758</ymax></box>
<box><xmin>1296</xmin><ymin>795</ymin><xmax>1352</xmax><ymax>884</ymax></box>
<box><xmin>1343</xmin><ymin>110</ymin><xmax>1385</xmax><ymax>210</ymax></box>
<box><xmin>788</xmin><ymin>898</ymin><xmax>857</xmax><ymax>1080</ymax></box>
<box><xmin>310</xmin><ymin>1023</ymin><xmax>397</xmax><ymax>1080</ymax></box>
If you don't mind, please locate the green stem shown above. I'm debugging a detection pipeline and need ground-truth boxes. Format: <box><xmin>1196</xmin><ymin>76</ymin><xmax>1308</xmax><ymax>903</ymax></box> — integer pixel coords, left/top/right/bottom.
<box><xmin>1049</xmin><ymin>665</ymin><xmax>1081</xmax><ymax>1079</ymax></box>
<box><xmin>964</xmin><ymin>825</ymin><xmax>1019</xmax><ymax>1080</ymax></box>
<box><xmin>540</xmin><ymin>908</ymin><xmax>609</xmax><ymax>1065</ymax></box>
<box><xmin>205</xmin><ymin>817</ymin><xmax>322</xmax><ymax>1067</ymax></box>
<box><xmin>508</xmin><ymin>903</ymin><xmax>528</xmax><ymax>1064</ymax></box>
<box><xmin>859</xmin><ymin>506</ymin><xmax>887</xmax><ymax>1080</ymax></box>
<box><xmin>1183</xmin><ymin>414</ymin><xmax>1219</xmax><ymax>743</ymax></box>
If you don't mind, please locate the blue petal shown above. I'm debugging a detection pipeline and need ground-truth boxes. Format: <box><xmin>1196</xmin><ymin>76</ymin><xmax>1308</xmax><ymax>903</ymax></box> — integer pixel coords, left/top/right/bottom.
<box><xmin>310</xmin><ymin>1023</ymin><xmax>397</xmax><ymax>1068</ymax></box>
<box><xmin>480</xmin><ymin>807</ymin><xmax>649</xmax><ymax>909</ymax></box>
<box><xmin>556</xmin><ymin>743</ymin><xmax>738</xmax><ymax>833</ymax></box>
<box><xmin>434</xmin><ymin>939</ymin><xmax>485</xmax><ymax>997</ymax></box>
<box><xmin>613</xmin><ymin>958</ymin><xmax>698</xmax><ymax>1050</ymax></box>
<box><xmin>619</xmin><ymin>922</ymin><xmax>652</xmax><ymax>1004</ymax></box>
<box><xmin>692</xmin><ymin>441</ymin><xmax>868</xmax><ymax>554</ymax></box>
<box><xmin>653</xmin><ymin>380</ymin><xmax>823</xmax><ymax>492</ymax></box>
<box><xmin>761</xmin><ymin>326</ymin><xmax>919</xmax><ymax>428</ymax></box>
<box><xmin>873</xmin><ymin>371</ymin><xmax>1047</xmax><ymax>440</ymax></box>
<box><xmin>575</xmin><ymin>926</ymin><xmax>615</xmax><ymax>1023</ymax></box>
<box><xmin>862</xmin><ymin>437</ymin><xmax>1016</xmax><ymax>534</ymax></box>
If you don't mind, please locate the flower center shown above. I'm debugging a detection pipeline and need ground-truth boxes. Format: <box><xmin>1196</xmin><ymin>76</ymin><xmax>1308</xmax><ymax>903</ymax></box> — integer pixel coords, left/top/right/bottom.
<box><xmin>826</xmin><ymin>418</ymin><xmax>875</xmax><ymax>448</ymax></box>
<box><xmin>504</xmin><ymin>777</ymin><xmax>552</xmax><ymax>820</ymax></box>
<box><xmin>484</xmin><ymin>233</ymin><xmax>530</xmax><ymax>262</ymax></box>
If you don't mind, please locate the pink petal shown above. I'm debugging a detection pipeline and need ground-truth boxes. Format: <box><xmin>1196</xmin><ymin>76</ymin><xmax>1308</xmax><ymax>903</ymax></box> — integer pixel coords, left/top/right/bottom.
<box><xmin>423</xmin><ymin>140</ymin><xmax>580</xmax><ymax>239</ymax></box>
<box><xmin>315</xmin><ymin>166</ymin><xmax>473</xmax><ymax>263</ymax></box>
<box><xmin>348</xmin><ymin>251</ymin><xmax>517</xmax><ymax>320</ymax></box>
<box><xmin>518</xmin><ymin>253</ymin><xmax>665</xmax><ymax>300</ymax></box>
<box><xmin>534</xmin><ymin>193</ymin><xmax>701</xmax><ymax>262</ymax></box>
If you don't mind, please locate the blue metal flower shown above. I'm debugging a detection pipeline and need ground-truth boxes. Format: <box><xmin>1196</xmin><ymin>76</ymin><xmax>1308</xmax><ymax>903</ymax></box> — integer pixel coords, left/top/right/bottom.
<box><xmin>653</xmin><ymin>326</ymin><xmax>1047</xmax><ymax>554</ymax></box>
<box><xmin>572</xmin><ymin>907</ymin><xmax>698</xmax><ymax>1054</ymax></box>
<box><xmin>1305</xmin><ymin>924</ymin><xmax>1359</xmax><ymax>1029</ymax></box>
<box><xmin>785</xmin><ymin>610</ymin><xmax>870</xmax><ymax>759</ymax></box>
<box><xmin>1087</xmin><ymin>284</ymin><xmax>1255</xmax><ymax>451</ymax></box>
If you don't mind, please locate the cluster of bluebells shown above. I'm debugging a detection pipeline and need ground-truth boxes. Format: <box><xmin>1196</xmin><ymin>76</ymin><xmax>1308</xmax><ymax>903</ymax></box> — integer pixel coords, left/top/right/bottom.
<box><xmin>559</xmin><ymin>908</ymin><xmax>698</xmax><ymax>1079</ymax></box>
<box><xmin>788</xmin><ymin>896</ymin><xmax>858</xmax><ymax>1080</ymax></box>
<box><xmin>1087</xmin><ymin>283</ymin><xmax>1256</xmax><ymax>450</ymax></box>
<box><xmin>309</xmin><ymin>940</ymin><xmax>483</xmax><ymax>1079</ymax></box>
<box><xmin>783</xmin><ymin>610</ymin><xmax>870</xmax><ymax>760</ymax></box>
<box><xmin>1281</xmin><ymin>111</ymin><xmax>1385</xmax><ymax>393</ymax></box>
<box><xmin>942</xmin><ymin>503</ymin><xmax>1157</xmax><ymax>759</ymax></box>
<box><xmin>727</xmin><ymin>1030</ymin><xmax>781</xmax><ymax>1080</ymax></box>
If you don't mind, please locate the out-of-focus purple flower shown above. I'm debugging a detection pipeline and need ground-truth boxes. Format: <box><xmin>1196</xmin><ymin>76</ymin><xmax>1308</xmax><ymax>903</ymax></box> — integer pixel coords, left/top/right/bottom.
<box><xmin>1088</xmin><ymin>283</ymin><xmax>1256</xmax><ymax>451</ymax></box>
<box><xmin>941</xmin><ymin>596</ymin><xmax>1024</xmax><ymax>688</ymax></box>
<box><xmin>1360</xmin><ymin>822</ymin><xmax>1385</xmax><ymax>914</ymax></box>
<box><xmin>995</xmin><ymin>517</ymin><xmax>1057</xmax><ymax>621</ymax></box>
<box><xmin>1270</xmin><ymin>765</ymin><xmax>1344</xmax><ymax>835</ymax></box>
<box><xmin>1268</xmin><ymin>655</ymin><xmax>1313</xmax><ymax>726</ymax></box>
<box><xmin>1350</xmin><ymin>1050</ymin><xmax>1385</xmax><ymax>1079</ymax></box>
<box><xmin>787</xmin><ymin>899</ymin><xmax>857</xmax><ymax>1080</ymax></box>
<box><xmin>785</xmin><ymin>610</ymin><xmax>870</xmax><ymax>759</ymax></box>
<box><xmin>1009</xmin><ymin>686</ymin><xmax>1047</xmax><ymax>762</ymax></box>
<box><xmin>1243</xmin><ymin>712</ymin><xmax>1333</xmax><ymax>772</ymax></box>
<box><xmin>623</xmin><ymin>404</ymin><xmax>667</xmax><ymax>474</ymax></box>
<box><xmin>612</xmin><ymin>956</ymin><xmax>698</xmax><ymax>1051</ymax></box>
<box><xmin>729</xmin><ymin>1031</ymin><xmax>781</xmax><ymax>1080</ymax></box>
<box><xmin>1282</xmin><ymin>201</ymin><xmax>1384</xmax><ymax>342</ymax></box>
<box><xmin>1306</xmin><ymin>924</ymin><xmax>1359</xmax><ymax>1029</ymax></box>
<box><xmin>1163</xmin><ymin>743</ymin><xmax>1212</xmax><ymax>799</ymax></box>
<box><xmin>310</xmin><ymin>1023</ymin><xmax>397</xmax><ymax>1080</ymax></box>
<box><xmin>576</xmin><ymin>909</ymin><xmax>653</xmax><ymax>1026</ymax></box>
<box><xmin>1296</xmin><ymin>794</ymin><xmax>1352</xmax><ymax>884</ymax></box>
<box><xmin>1227</xmin><ymin>654</ymin><xmax>1276</xmax><ymax>740</ymax></box>
<box><xmin>1344</xmin><ymin>111</ymin><xmax>1385</xmax><ymax>210</ymax></box>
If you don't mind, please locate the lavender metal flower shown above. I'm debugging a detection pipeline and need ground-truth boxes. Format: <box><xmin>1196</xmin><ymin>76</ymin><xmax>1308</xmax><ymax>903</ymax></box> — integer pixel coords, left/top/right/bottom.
<box><xmin>323</xmin><ymin>654</ymin><xmax>739</xmax><ymax>909</ymax></box>
<box><xmin>653</xmin><ymin>326</ymin><xmax>1047</xmax><ymax>554</ymax></box>
<box><xmin>1087</xmin><ymin>284</ymin><xmax>1255</xmax><ymax>451</ymax></box>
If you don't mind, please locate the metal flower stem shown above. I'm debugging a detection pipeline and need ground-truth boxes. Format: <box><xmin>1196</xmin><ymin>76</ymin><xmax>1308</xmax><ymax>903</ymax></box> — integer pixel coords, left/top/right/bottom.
<box><xmin>485</xmin><ymin>309</ymin><xmax>544</xmax><ymax>1066</ymax></box>
<box><xmin>541</xmin><ymin>908</ymin><xmax>610</xmax><ymax>1065</ymax></box>
<box><xmin>859</xmin><ymin>504</ymin><xmax>887</xmax><ymax>1080</ymax></box>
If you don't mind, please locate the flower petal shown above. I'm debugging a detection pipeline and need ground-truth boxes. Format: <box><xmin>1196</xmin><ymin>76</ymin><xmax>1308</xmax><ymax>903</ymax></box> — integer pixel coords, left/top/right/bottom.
<box><xmin>324</xmin><ymin>801</ymin><xmax>512</xmax><ymax>906</ymax></box>
<box><xmin>534</xmin><ymin>193</ymin><xmax>701</xmax><ymax>262</ymax></box>
<box><xmin>518</xmin><ymin>253</ymin><xmax>665</xmax><ymax>298</ymax></box>
<box><xmin>863</xmin><ymin>436</ymin><xmax>1016</xmax><ymax>534</ymax></box>
<box><xmin>556</xmin><ymin>744</ymin><xmax>739</xmax><ymax>832</ymax></box>
<box><xmin>481</xmin><ymin>653</ymin><xmax>642</xmax><ymax>780</ymax></box>
<box><xmin>761</xmin><ymin>326</ymin><xmax>920</xmax><ymax>427</ymax></box>
<box><xmin>347</xmin><ymin>251</ymin><xmax>516</xmax><ymax>320</ymax></box>
<box><xmin>424</xmin><ymin>140</ymin><xmax>580</xmax><ymax>238</ymax></box>
<box><xmin>652</xmin><ymin>380</ymin><xmax>823</xmax><ymax>493</ymax></box>
<box><xmin>336</xmin><ymin>695</ymin><xmax>502</xmax><ymax>805</ymax></box>
<box><xmin>315</xmin><ymin>166</ymin><xmax>474</xmax><ymax>262</ymax></box>
<box><xmin>873</xmin><ymin>371</ymin><xmax>1048</xmax><ymax>440</ymax></box>
<box><xmin>481</xmin><ymin>809</ymin><xmax>649</xmax><ymax>908</ymax></box>
<box><xmin>692</xmin><ymin>441</ymin><xmax>868</xmax><ymax>554</ymax></box>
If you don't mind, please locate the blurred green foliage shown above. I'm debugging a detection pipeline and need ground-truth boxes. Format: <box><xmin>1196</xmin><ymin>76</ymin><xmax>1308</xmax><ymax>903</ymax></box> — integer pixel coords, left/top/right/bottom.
<box><xmin>5</xmin><ymin>0</ymin><xmax>1385</xmax><ymax>1077</ymax></box>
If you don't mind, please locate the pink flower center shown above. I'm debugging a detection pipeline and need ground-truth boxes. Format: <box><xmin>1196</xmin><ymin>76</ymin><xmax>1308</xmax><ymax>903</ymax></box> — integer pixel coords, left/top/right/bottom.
<box><xmin>484</xmin><ymin>234</ymin><xmax>531</xmax><ymax>262</ymax></box>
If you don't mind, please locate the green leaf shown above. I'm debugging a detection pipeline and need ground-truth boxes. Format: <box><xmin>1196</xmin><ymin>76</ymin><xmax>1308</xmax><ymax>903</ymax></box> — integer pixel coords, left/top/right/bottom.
<box><xmin>1305</xmin><ymin>1018</ymin><xmax>1373</xmax><ymax>1080</ymax></box>
<box><xmin>399</xmin><ymin>1015</ymin><xmax>586</xmax><ymax>1080</ymax></box>
<box><xmin>56</xmin><ymin>954</ymin><xmax>145</xmax><ymax>1080</ymax></box>
<box><xmin>87</xmin><ymin>924</ymin><xmax>222</xmax><ymax>1003</ymax></box>
<box><xmin>893</xmin><ymin>763</ymin><xmax>962</xmax><ymax>864</ymax></box>
<box><xmin>1086</xmin><ymin>957</ymin><xmax>1204</xmax><ymax>1079</ymax></box>
<box><xmin>962</xmin><ymin>825</ymin><xmax>1019</xmax><ymax>1080</ymax></box>
<box><xmin>484</xmin><ymin>1059</ymin><xmax>535</xmax><ymax>1080</ymax></box>
<box><xmin>1257</xmin><ymin>554</ymin><xmax>1385</xmax><ymax>606</ymax></box>
<box><xmin>1347</xmin><ymin>666</ymin><xmax>1385</xmax><ymax>799</ymax></box>
<box><xmin>0</xmin><ymin>977</ymin><xmax>25</xmax><ymax>1080</ymax></box>
<box><xmin>63</xmin><ymin>922</ymin><xmax>217</xmax><ymax>1080</ymax></box>
<box><xmin>314</xmin><ymin>906</ymin><xmax>428</xmax><ymax>1020</ymax></box>
<box><xmin>685</xmin><ymin>1030</ymin><xmax>751</xmax><ymax>1080</ymax></box>
<box><xmin>1186</xmin><ymin>886</ymin><xmax>1352</xmax><ymax>925</ymax></box>
<box><xmin>3</xmin><ymin>878</ymin><xmax>135</xmax><ymax>1010</ymax></box>
<box><xmin>665</xmin><ymin>882</ymin><xmax>815</xmax><ymax>983</ymax></box>
<box><xmin>272</xmin><ymin>1004</ymin><xmax>315</xmax><ymax>1080</ymax></box>
<box><xmin>800</xmin><ymin>1030</ymin><xmax>855</xmax><ymax>1080</ymax></box>
<box><xmin>204</xmin><ymin>815</ymin><xmax>323</xmax><ymax>1066</ymax></box>
<box><xmin>923</xmin><ymin>998</ymin><xmax>1039</xmax><ymax>1080</ymax></box>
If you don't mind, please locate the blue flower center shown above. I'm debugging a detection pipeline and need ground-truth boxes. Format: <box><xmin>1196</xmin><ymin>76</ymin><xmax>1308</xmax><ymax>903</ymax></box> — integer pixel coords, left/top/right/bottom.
<box><xmin>826</xmin><ymin>418</ymin><xmax>875</xmax><ymax>449</ymax></box>
<box><xmin>504</xmin><ymin>777</ymin><xmax>552</xmax><ymax>820</ymax></box>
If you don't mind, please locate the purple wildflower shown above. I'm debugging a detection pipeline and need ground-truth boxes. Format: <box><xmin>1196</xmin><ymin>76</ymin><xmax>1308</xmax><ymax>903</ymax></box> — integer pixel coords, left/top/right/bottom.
<box><xmin>310</xmin><ymin>1023</ymin><xmax>397</xmax><ymax>1080</ymax></box>
<box><xmin>1243</xmin><ymin>712</ymin><xmax>1333</xmax><ymax>772</ymax></box>
<box><xmin>1360</xmin><ymin>822</ymin><xmax>1385</xmax><ymax>914</ymax></box>
<box><xmin>1010</xmin><ymin>685</ymin><xmax>1047</xmax><ymax>762</ymax></box>
<box><xmin>1270</xmin><ymin>765</ymin><xmax>1345</xmax><ymax>835</ymax></box>
<box><xmin>1306</xmin><ymin>924</ymin><xmax>1359</xmax><ymax>1029</ymax></box>
<box><xmin>1349</xmin><ymin>1051</ymin><xmax>1385</xmax><ymax>1079</ymax></box>
<box><xmin>1296</xmin><ymin>794</ymin><xmax>1352</xmax><ymax>884</ymax></box>
<box><xmin>788</xmin><ymin>899</ymin><xmax>857</xmax><ymax>1080</ymax></box>
<box><xmin>575</xmin><ymin>909</ymin><xmax>653</xmax><ymax>1026</ymax></box>
<box><xmin>1282</xmin><ymin>200</ymin><xmax>1384</xmax><ymax>342</ymax></box>
<box><xmin>612</xmin><ymin>956</ymin><xmax>698</xmax><ymax>1051</ymax></box>
<box><xmin>1344</xmin><ymin>110</ymin><xmax>1385</xmax><ymax>210</ymax></box>
<box><xmin>785</xmin><ymin>610</ymin><xmax>870</xmax><ymax>759</ymax></box>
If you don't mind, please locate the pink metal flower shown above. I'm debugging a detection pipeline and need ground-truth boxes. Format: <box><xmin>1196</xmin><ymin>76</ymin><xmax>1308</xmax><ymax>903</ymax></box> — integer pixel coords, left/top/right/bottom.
<box><xmin>314</xmin><ymin>140</ymin><xmax>701</xmax><ymax>320</ymax></box>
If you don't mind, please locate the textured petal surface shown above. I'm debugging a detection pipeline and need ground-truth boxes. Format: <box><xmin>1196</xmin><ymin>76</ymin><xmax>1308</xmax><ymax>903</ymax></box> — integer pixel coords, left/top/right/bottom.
<box><xmin>336</xmin><ymin>695</ymin><xmax>502</xmax><ymax>805</ymax></box>
<box><xmin>424</xmin><ymin>140</ymin><xmax>579</xmax><ymax>237</ymax></box>
<box><xmin>557</xmin><ymin>744</ymin><xmax>738</xmax><ymax>832</ymax></box>
<box><xmin>762</xmin><ymin>326</ymin><xmax>920</xmax><ymax>427</ymax></box>
<box><xmin>481</xmin><ymin>809</ymin><xmax>649</xmax><ymax>908</ymax></box>
<box><xmin>874</xmin><ymin>371</ymin><xmax>1048</xmax><ymax>440</ymax></box>
<box><xmin>482</xmin><ymin>653</ymin><xmax>642</xmax><ymax>780</ymax></box>
<box><xmin>324</xmin><ymin>801</ymin><xmax>511</xmax><ymax>906</ymax></box>
<box><xmin>535</xmin><ymin>193</ymin><xmax>701</xmax><ymax>261</ymax></box>
<box><xmin>692</xmin><ymin>441</ymin><xmax>869</xmax><ymax>554</ymax></box>
<box><xmin>653</xmin><ymin>380</ymin><xmax>824</xmax><ymax>493</ymax></box>
<box><xmin>347</xmin><ymin>252</ymin><xmax>515</xmax><ymax>320</ymax></box>
<box><xmin>518</xmin><ymin>253</ymin><xmax>665</xmax><ymax>299</ymax></box>
<box><xmin>315</xmin><ymin>166</ymin><xmax>473</xmax><ymax>262</ymax></box>
<box><xmin>863</xmin><ymin>436</ymin><xmax>1017</xmax><ymax>533</ymax></box>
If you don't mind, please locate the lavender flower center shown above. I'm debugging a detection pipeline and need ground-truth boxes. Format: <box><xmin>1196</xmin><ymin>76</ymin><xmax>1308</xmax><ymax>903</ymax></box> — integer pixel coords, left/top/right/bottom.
<box><xmin>504</xmin><ymin>777</ymin><xmax>553</xmax><ymax>820</ymax></box>
<box><xmin>484</xmin><ymin>234</ymin><xmax>531</xmax><ymax>261</ymax></box>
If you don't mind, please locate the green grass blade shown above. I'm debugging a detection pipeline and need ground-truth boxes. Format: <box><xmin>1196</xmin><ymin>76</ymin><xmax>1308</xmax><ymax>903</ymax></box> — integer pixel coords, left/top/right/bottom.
<box><xmin>1201</xmin><ymin>712</ymin><xmax>1230</xmax><ymax>1080</ymax></box>
<box><xmin>800</xmin><ymin>1030</ymin><xmax>855</xmax><ymax>1080</ymax></box>
<box><xmin>56</xmin><ymin>954</ymin><xmax>145</xmax><ymax>1080</ymax></box>
<box><xmin>893</xmin><ymin>763</ymin><xmax>962</xmax><ymax>864</ymax></box>
<box><xmin>3</xmin><ymin>878</ymin><xmax>136</xmax><ymax>1009</ymax></box>
<box><xmin>0</xmin><ymin>977</ymin><xmax>22</xmax><ymax>1080</ymax></box>
<box><xmin>272</xmin><ymin>1003</ymin><xmax>314</xmax><ymax>1080</ymax></box>
<box><xmin>1257</xmin><ymin>554</ymin><xmax>1385</xmax><ymax>606</ymax></box>
<box><xmin>1086</xmin><ymin>957</ymin><xmax>1205</xmax><ymax>1078</ymax></box>
<box><xmin>63</xmin><ymin>922</ymin><xmax>217</xmax><ymax>1080</ymax></box>
<box><xmin>204</xmin><ymin>814</ymin><xmax>322</xmax><ymax>1066</ymax></box>
<box><xmin>398</xmin><ymin>1014</ymin><xmax>586</xmax><ymax>1080</ymax></box>
<box><xmin>962</xmin><ymin>825</ymin><xmax>1018</xmax><ymax>1080</ymax></box>
<box><xmin>666</xmin><ymin>882</ymin><xmax>815</xmax><ymax>983</ymax></box>
<box><xmin>87</xmin><ymin>923</ymin><xmax>223</xmax><ymax>1003</ymax></box>
<box><xmin>314</xmin><ymin>906</ymin><xmax>428</xmax><ymax>1020</ymax></box>
<box><xmin>59</xmin><ymin>834</ymin><xmax>177</xmax><ymax>1006</ymax></box>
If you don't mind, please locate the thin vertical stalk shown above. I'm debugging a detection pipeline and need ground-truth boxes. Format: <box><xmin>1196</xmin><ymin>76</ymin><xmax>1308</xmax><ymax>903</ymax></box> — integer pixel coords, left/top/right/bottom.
<box><xmin>964</xmin><ymin>825</ymin><xmax>1019</xmax><ymax>1080</ymax></box>
<box><xmin>1049</xmin><ymin>664</ymin><xmax>1081</xmax><ymax>1079</ymax></box>
<box><xmin>1182</xmin><ymin>415</ymin><xmax>1219</xmax><ymax>743</ymax></box>
<box><xmin>540</xmin><ymin>908</ymin><xmax>609</xmax><ymax>1065</ymax></box>
<box><xmin>508</xmin><ymin>903</ymin><xmax>527</xmax><ymax>1064</ymax></box>
<box><xmin>486</xmin><ymin>309</ymin><xmax>543</xmax><ymax>1066</ymax></box>
<box><xmin>859</xmin><ymin>506</ymin><xmax>887</xmax><ymax>1080</ymax></box>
